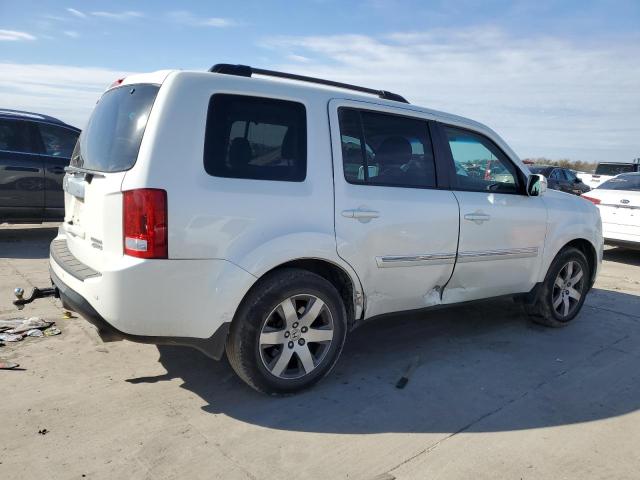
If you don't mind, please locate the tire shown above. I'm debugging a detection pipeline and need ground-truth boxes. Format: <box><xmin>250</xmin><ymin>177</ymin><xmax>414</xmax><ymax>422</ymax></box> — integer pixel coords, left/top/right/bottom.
<box><xmin>526</xmin><ymin>247</ymin><xmax>590</xmax><ymax>327</ymax></box>
<box><xmin>226</xmin><ymin>268</ymin><xmax>348</xmax><ymax>395</ymax></box>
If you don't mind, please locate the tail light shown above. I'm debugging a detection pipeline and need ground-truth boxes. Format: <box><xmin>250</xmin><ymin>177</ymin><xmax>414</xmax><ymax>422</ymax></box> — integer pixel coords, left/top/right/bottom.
<box><xmin>123</xmin><ymin>189</ymin><xmax>168</xmax><ymax>258</ymax></box>
<box><xmin>582</xmin><ymin>195</ymin><xmax>601</xmax><ymax>205</ymax></box>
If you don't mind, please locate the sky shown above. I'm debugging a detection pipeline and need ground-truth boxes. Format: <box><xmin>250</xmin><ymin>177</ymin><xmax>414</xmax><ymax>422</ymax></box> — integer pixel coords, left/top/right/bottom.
<box><xmin>1</xmin><ymin>0</ymin><xmax>639</xmax><ymax>163</ymax></box>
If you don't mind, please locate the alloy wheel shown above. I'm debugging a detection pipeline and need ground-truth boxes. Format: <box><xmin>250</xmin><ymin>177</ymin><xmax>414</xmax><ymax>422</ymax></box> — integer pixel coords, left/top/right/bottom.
<box><xmin>259</xmin><ymin>294</ymin><xmax>335</xmax><ymax>379</ymax></box>
<box><xmin>551</xmin><ymin>260</ymin><xmax>585</xmax><ymax>318</ymax></box>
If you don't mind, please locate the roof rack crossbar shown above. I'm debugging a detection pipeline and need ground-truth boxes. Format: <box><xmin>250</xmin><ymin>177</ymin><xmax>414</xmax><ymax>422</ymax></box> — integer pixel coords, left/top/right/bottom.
<box><xmin>209</xmin><ymin>63</ymin><xmax>409</xmax><ymax>104</ymax></box>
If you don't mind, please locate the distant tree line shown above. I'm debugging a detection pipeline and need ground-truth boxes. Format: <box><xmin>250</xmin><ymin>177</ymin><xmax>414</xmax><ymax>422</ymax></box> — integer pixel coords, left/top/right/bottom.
<box><xmin>522</xmin><ymin>158</ymin><xmax>597</xmax><ymax>173</ymax></box>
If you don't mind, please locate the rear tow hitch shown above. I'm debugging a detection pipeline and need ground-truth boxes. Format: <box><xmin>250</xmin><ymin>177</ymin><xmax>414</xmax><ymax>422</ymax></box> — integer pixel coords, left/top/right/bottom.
<box><xmin>13</xmin><ymin>287</ymin><xmax>58</xmax><ymax>310</ymax></box>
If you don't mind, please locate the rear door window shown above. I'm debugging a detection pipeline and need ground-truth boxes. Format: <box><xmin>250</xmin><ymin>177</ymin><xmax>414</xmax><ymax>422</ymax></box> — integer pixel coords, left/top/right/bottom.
<box><xmin>204</xmin><ymin>94</ymin><xmax>307</xmax><ymax>182</ymax></box>
<box><xmin>72</xmin><ymin>84</ymin><xmax>159</xmax><ymax>172</ymax></box>
<box><xmin>338</xmin><ymin>107</ymin><xmax>436</xmax><ymax>188</ymax></box>
<box><xmin>0</xmin><ymin>119</ymin><xmax>40</xmax><ymax>154</ymax></box>
<box><xmin>37</xmin><ymin>124</ymin><xmax>79</xmax><ymax>158</ymax></box>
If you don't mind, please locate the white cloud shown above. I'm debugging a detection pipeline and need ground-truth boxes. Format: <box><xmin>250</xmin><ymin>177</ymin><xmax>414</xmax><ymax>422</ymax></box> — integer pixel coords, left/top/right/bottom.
<box><xmin>264</xmin><ymin>28</ymin><xmax>640</xmax><ymax>162</ymax></box>
<box><xmin>0</xmin><ymin>29</ymin><xmax>36</xmax><ymax>41</ymax></box>
<box><xmin>43</xmin><ymin>14</ymin><xmax>68</xmax><ymax>22</ymax></box>
<box><xmin>63</xmin><ymin>30</ymin><xmax>79</xmax><ymax>38</ymax></box>
<box><xmin>286</xmin><ymin>54</ymin><xmax>310</xmax><ymax>63</ymax></box>
<box><xmin>90</xmin><ymin>11</ymin><xmax>144</xmax><ymax>20</ymax></box>
<box><xmin>66</xmin><ymin>8</ymin><xmax>86</xmax><ymax>18</ymax></box>
<box><xmin>0</xmin><ymin>63</ymin><xmax>137</xmax><ymax>128</ymax></box>
<box><xmin>168</xmin><ymin>11</ymin><xmax>237</xmax><ymax>28</ymax></box>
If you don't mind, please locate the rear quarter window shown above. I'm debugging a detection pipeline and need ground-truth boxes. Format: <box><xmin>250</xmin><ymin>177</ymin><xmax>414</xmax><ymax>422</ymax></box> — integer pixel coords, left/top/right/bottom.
<box><xmin>203</xmin><ymin>94</ymin><xmax>307</xmax><ymax>182</ymax></box>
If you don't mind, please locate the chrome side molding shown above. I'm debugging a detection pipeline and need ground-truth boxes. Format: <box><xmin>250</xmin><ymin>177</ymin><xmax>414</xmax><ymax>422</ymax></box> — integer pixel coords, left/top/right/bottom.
<box><xmin>376</xmin><ymin>247</ymin><xmax>539</xmax><ymax>268</ymax></box>
<box><xmin>457</xmin><ymin>247</ymin><xmax>539</xmax><ymax>263</ymax></box>
<box><xmin>376</xmin><ymin>253</ymin><xmax>456</xmax><ymax>268</ymax></box>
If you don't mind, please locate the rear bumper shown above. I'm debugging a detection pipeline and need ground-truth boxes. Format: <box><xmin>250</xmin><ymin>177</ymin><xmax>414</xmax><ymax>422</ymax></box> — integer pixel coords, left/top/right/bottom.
<box><xmin>49</xmin><ymin>232</ymin><xmax>258</xmax><ymax>351</ymax></box>
<box><xmin>51</xmin><ymin>268</ymin><xmax>229</xmax><ymax>359</ymax></box>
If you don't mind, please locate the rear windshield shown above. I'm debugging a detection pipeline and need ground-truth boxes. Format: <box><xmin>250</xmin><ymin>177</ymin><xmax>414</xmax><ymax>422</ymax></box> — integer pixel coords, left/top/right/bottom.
<box><xmin>71</xmin><ymin>84</ymin><xmax>159</xmax><ymax>172</ymax></box>
<box><xmin>595</xmin><ymin>163</ymin><xmax>636</xmax><ymax>176</ymax></box>
<box><xmin>597</xmin><ymin>174</ymin><xmax>640</xmax><ymax>191</ymax></box>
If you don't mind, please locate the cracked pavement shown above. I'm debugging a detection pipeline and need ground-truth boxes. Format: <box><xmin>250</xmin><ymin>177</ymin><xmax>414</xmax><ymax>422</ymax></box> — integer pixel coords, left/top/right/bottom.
<box><xmin>1</xmin><ymin>224</ymin><xmax>640</xmax><ymax>479</ymax></box>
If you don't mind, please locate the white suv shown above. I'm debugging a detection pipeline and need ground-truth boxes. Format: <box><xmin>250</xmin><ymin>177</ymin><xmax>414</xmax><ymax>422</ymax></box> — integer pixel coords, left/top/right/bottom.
<box><xmin>47</xmin><ymin>64</ymin><xmax>603</xmax><ymax>394</ymax></box>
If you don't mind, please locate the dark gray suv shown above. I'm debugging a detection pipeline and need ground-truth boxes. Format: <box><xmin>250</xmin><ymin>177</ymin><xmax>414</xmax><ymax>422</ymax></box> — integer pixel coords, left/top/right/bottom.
<box><xmin>0</xmin><ymin>109</ymin><xmax>80</xmax><ymax>223</ymax></box>
<box><xmin>529</xmin><ymin>165</ymin><xmax>591</xmax><ymax>196</ymax></box>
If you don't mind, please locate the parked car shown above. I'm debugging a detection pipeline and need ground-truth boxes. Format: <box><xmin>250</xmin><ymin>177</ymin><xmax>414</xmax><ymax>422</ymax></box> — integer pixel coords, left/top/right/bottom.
<box><xmin>39</xmin><ymin>65</ymin><xmax>602</xmax><ymax>394</ymax></box>
<box><xmin>0</xmin><ymin>109</ymin><xmax>80</xmax><ymax>223</ymax></box>
<box><xmin>582</xmin><ymin>160</ymin><xmax>640</xmax><ymax>189</ymax></box>
<box><xmin>583</xmin><ymin>173</ymin><xmax>640</xmax><ymax>249</ymax></box>
<box><xmin>528</xmin><ymin>165</ymin><xmax>591</xmax><ymax>195</ymax></box>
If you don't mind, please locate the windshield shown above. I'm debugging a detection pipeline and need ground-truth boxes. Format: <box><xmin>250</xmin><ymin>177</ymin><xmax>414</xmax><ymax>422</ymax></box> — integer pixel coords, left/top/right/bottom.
<box><xmin>71</xmin><ymin>84</ymin><xmax>159</xmax><ymax>172</ymax></box>
<box><xmin>595</xmin><ymin>163</ymin><xmax>636</xmax><ymax>176</ymax></box>
<box><xmin>597</xmin><ymin>174</ymin><xmax>640</xmax><ymax>191</ymax></box>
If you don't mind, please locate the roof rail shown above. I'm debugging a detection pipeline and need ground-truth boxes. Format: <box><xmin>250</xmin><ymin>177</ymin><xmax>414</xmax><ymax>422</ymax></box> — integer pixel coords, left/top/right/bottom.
<box><xmin>209</xmin><ymin>63</ymin><xmax>409</xmax><ymax>104</ymax></box>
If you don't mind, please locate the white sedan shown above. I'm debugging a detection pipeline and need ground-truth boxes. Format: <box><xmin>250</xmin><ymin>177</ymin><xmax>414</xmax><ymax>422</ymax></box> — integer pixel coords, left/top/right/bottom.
<box><xmin>583</xmin><ymin>173</ymin><xmax>640</xmax><ymax>248</ymax></box>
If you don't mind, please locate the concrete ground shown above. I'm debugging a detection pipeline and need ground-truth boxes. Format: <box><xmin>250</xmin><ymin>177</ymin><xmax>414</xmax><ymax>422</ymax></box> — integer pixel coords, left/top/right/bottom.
<box><xmin>1</xmin><ymin>224</ymin><xmax>640</xmax><ymax>480</ymax></box>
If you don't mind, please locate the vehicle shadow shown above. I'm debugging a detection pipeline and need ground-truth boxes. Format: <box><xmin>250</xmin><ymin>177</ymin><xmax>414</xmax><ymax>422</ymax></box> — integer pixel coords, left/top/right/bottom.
<box><xmin>0</xmin><ymin>225</ymin><xmax>58</xmax><ymax>259</ymax></box>
<box><xmin>603</xmin><ymin>247</ymin><xmax>640</xmax><ymax>266</ymax></box>
<box><xmin>128</xmin><ymin>288</ymin><xmax>640</xmax><ymax>434</ymax></box>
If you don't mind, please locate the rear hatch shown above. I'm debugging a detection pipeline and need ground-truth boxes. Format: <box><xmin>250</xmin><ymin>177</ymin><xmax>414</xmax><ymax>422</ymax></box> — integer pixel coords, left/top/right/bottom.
<box><xmin>62</xmin><ymin>83</ymin><xmax>160</xmax><ymax>271</ymax></box>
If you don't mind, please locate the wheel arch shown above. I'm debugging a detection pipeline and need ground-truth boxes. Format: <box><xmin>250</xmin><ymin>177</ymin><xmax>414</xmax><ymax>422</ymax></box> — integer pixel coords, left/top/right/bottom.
<box><xmin>563</xmin><ymin>238</ymin><xmax>598</xmax><ymax>287</ymax></box>
<box><xmin>543</xmin><ymin>237</ymin><xmax>599</xmax><ymax>288</ymax></box>
<box><xmin>233</xmin><ymin>257</ymin><xmax>364</xmax><ymax>330</ymax></box>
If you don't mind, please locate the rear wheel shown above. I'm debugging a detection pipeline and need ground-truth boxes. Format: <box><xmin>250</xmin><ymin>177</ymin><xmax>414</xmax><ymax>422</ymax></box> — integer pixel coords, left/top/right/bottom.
<box><xmin>226</xmin><ymin>268</ymin><xmax>347</xmax><ymax>394</ymax></box>
<box><xmin>526</xmin><ymin>247</ymin><xmax>590</xmax><ymax>327</ymax></box>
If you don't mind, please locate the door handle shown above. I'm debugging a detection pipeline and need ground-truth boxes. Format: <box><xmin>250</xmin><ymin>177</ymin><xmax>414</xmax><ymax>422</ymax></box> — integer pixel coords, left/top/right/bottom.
<box><xmin>342</xmin><ymin>208</ymin><xmax>380</xmax><ymax>222</ymax></box>
<box><xmin>464</xmin><ymin>212</ymin><xmax>491</xmax><ymax>224</ymax></box>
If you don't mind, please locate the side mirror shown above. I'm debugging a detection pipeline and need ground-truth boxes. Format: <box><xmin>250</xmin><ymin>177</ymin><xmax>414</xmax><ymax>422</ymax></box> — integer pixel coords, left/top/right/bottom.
<box><xmin>527</xmin><ymin>174</ymin><xmax>547</xmax><ymax>196</ymax></box>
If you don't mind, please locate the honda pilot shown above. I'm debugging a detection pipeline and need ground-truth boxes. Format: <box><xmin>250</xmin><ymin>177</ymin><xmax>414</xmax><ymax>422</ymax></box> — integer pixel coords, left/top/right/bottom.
<box><xmin>37</xmin><ymin>65</ymin><xmax>602</xmax><ymax>393</ymax></box>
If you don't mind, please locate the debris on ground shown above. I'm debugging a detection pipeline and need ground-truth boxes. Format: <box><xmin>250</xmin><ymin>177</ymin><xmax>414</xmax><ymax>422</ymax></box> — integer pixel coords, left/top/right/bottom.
<box><xmin>395</xmin><ymin>355</ymin><xmax>421</xmax><ymax>389</ymax></box>
<box><xmin>38</xmin><ymin>428</ymin><xmax>48</xmax><ymax>435</ymax></box>
<box><xmin>0</xmin><ymin>319</ymin><xmax>24</xmax><ymax>331</ymax></box>
<box><xmin>44</xmin><ymin>327</ymin><xmax>61</xmax><ymax>336</ymax></box>
<box><xmin>62</xmin><ymin>311</ymin><xmax>75</xmax><ymax>319</ymax></box>
<box><xmin>0</xmin><ymin>317</ymin><xmax>59</xmax><ymax>345</ymax></box>
<box><xmin>0</xmin><ymin>361</ymin><xmax>20</xmax><ymax>370</ymax></box>
<box><xmin>0</xmin><ymin>333</ymin><xmax>23</xmax><ymax>342</ymax></box>
<box><xmin>1</xmin><ymin>317</ymin><xmax>52</xmax><ymax>333</ymax></box>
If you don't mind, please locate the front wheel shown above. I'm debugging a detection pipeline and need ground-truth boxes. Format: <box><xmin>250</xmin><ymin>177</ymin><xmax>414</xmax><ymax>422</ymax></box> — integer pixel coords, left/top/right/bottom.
<box><xmin>226</xmin><ymin>268</ymin><xmax>347</xmax><ymax>394</ymax></box>
<box><xmin>526</xmin><ymin>247</ymin><xmax>591</xmax><ymax>327</ymax></box>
